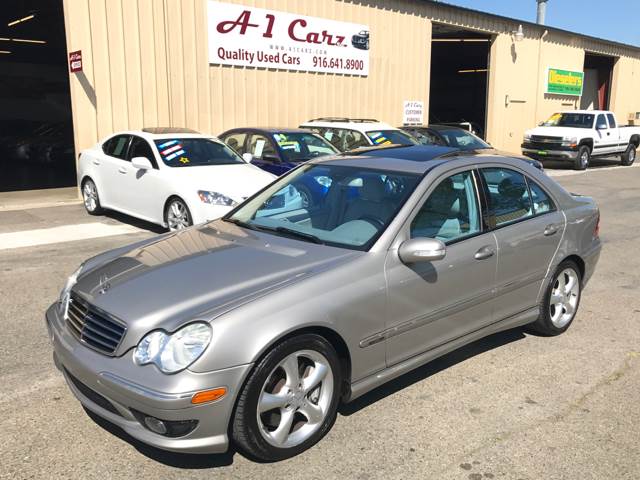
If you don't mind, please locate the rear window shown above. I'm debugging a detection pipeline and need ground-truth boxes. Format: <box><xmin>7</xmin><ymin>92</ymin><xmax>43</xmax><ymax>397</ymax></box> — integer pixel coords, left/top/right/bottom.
<box><xmin>272</xmin><ymin>132</ymin><xmax>339</xmax><ymax>162</ymax></box>
<box><xmin>365</xmin><ymin>130</ymin><xmax>417</xmax><ymax>146</ymax></box>
<box><xmin>153</xmin><ymin>138</ymin><xmax>244</xmax><ymax>167</ymax></box>
<box><xmin>103</xmin><ymin>135</ymin><xmax>130</xmax><ymax>159</ymax></box>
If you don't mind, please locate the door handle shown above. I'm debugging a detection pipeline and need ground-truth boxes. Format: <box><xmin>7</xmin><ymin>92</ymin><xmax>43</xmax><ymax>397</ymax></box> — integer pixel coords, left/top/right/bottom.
<box><xmin>92</xmin><ymin>159</ymin><xmax>100</xmax><ymax>165</ymax></box>
<box><xmin>118</xmin><ymin>167</ymin><xmax>127</xmax><ymax>174</ymax></box>
<box><xmin>474</xmin><ymin>246</ymin><xmax>495</xmax><ymax>260</ymax></box>
<box><xmin>607</xmin><ymin>132</ymin><xmax>610</xmax><ymax>136</ymax></box>
<box><xmin>544</xmin><ymin>224</ymin><xmax>558</xmax><ymax>236</ymax></box>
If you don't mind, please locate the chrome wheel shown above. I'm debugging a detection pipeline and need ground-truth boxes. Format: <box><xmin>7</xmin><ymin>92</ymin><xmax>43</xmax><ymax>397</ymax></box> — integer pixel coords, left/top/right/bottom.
<box><xmin>580</xmin><ymin>150</ymin><xmax>589</xmax><ymax>169</ymax></box>
<box><xmin>257</xmin><ymin>350</ymin><xmax>333</xmax><ymax>449</ymax></box>
<box><xmin>166</xmin><ymin>200</ymin><xmax>191</xmax><ymax>231</ymax></box>
<box><xmin>549</xmin><ymin>268</ymin><xmax>580</xmax><ymax>328</ymax></box>
<box><xmin>82</xmin><ymin>180</ymin><xmax>98</xmax><ymax>212</ymax></box>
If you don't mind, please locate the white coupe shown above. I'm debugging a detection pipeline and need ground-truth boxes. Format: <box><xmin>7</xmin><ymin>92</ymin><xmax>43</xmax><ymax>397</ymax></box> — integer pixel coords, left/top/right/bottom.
<box><xmin>77</xmin><ymin>128</ymin><xmax>278</xmax><ymax>230</ymax></box>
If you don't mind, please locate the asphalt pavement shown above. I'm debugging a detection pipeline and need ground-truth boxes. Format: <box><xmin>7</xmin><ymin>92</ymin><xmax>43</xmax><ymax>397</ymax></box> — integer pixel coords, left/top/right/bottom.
<box><xmin>1</xmin><ymin>162</ymin><xmax>639</xmax><ymax>479</ymax></box>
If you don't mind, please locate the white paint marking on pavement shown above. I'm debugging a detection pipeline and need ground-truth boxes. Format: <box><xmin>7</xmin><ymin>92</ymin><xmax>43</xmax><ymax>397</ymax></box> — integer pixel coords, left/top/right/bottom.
<box><xmin>0</xmin><ymin>222</ymin><xmax>143</xmax><ymax>250</ymax></box>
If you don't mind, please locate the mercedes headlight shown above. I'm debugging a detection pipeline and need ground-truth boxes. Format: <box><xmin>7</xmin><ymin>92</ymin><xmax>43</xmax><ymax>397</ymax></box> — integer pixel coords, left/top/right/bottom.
<box><xmin>58</xmin><ymin>265</ymin><xmax>83</xmax><ymax>319</ymax></box>
<box><xmin>197</xmin><ymin>191</ymin><xmax>237</xmax><ymax>206</ymax></box>
<box><xmin>133</xmin><ymin>322</ymin><xmax>212</xmax><ymax>374</ymax></box>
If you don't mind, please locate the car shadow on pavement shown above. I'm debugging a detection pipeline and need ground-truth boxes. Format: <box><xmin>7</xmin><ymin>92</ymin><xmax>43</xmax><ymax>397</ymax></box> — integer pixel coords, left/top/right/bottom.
<box><xmin>339</xmin><ymin>327</ymin><xmax>526</xmax><ymax>416</ymax></box>
<box><xmin>542</xmin><ymin>157</ymin><xmax>622</xmax><ymax>170</ymax></box>
<box><xmin>103</xmin><ymin>210</ymin><xmax>166</xmax><ymax>234</ymax></box>
<box><xmin>83</xmin><ymin>408</ymin><xmax>237</xmax><ymax>468</ymax></box>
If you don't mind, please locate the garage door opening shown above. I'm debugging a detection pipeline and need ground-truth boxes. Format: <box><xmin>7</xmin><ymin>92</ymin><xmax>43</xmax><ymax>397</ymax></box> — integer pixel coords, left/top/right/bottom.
<box><xmin>429</xmin><ymin>24</ymin><xmax>492</xmax><ymax>139</ymax></box>
<box><xmin>0</xmin><ymin>0</ymin><xmax>75</xmax><ymax>192</ymax></box>
<box><xmin>581</xmin><ymin>52</ymin><xmax>617</xmax><ymax>110</ymax></box>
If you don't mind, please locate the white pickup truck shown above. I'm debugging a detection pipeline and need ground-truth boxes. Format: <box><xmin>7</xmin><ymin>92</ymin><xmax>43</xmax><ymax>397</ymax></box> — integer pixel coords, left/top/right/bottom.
<box><xmin>522</xmin><ymin>110</ymin><xmax>640</xmax><ymax>170</ymax></box>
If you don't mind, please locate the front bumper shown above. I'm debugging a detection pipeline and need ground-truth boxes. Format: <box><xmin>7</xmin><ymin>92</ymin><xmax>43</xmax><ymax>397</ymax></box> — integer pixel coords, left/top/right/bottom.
<box><xmin>190</xmin><ymin>202</ymin><xmax>234</xmax><ymax>226</ymax></box>
<box><xmin>46</xmin><ymin>303</ymin><xmax>251</xmax><ymax>454</ymax></box>
<box><xmin>522</xmin><ymin>147</ymin><xmax>578</xmax><ymax>162</ymax></box>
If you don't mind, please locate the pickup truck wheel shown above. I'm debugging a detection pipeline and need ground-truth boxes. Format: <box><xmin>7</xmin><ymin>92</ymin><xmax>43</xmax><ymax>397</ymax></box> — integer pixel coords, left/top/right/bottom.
<box><xmin>621</xmin><ymin>144</ymin><xmax>637</xmax><ymax>166</ymax></box>
<box><xmin>574</xmin><ymin>146</ymin><xmax>590</xmax><ymax>170</ymax></box>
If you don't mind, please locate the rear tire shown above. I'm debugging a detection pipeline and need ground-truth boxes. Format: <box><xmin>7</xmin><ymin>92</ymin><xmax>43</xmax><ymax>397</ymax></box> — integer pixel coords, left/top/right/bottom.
<box><xmin>529</xmin><ymin>260</ymin><xmax>582</xmax><ymax>336</ymax></box>
<box><xmin>81</xmin><ymin>178</ymin><xmax>104</xmax><ymax>215</ymax></box>
<box><xmin>232</xmin><ymin>334</ymin><xmax>342</xmax><ymax>462</ymax></box>
<box><xmin>620</xmin><ymin>143</ymin><xmax>637</xmax><ymax>166</ymax></box>
<box><xmin>574</xmin><ymin>146</ymin><xmax>590</xmax><ymax>170</ymax></box>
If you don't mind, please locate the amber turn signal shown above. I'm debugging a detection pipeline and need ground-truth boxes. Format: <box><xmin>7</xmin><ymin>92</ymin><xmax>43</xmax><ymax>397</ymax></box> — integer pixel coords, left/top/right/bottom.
<box><xmin>191</xmin><ymin>387</ymin><xmax>227</xmax><ymax>404</ymax></box>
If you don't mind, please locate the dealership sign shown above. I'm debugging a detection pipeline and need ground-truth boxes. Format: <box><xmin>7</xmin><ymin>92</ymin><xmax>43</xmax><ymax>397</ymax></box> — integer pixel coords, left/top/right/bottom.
<box><xmin>403</xmin><ymin>101</ymin><xmax>424</xmax><ymax>125</ymax></box>
<box><xmin>546</xmin><ymin>68</ymin><xmax>584</xmax><ymax>96</ymax></box>
<box><xmin>207</xmin><ymin>1</ymin><xmax>369</xmax><ymax>76</ymax></box>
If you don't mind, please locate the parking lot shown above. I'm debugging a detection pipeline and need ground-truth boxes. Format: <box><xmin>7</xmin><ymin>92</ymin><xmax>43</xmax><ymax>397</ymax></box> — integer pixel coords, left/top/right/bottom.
<box><xmin>1</xmin><ymin>162</ymin><xmax>639</xmax><ymax>480</ymax></box>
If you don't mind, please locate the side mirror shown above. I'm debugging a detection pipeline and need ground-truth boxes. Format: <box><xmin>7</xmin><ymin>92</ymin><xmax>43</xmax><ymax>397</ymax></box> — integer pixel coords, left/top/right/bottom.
<box><xmin>398</xmin><ymin>238</ymin><xmax>446</xmax><ymax>264</ymax></box>
<box><xmin>242</xmin><ymin>152</ymin><xmax>253</xmax><ymax>163</ymax></box>
<box><xmin>131</xmin><ymin>156</ymin><xmax>152</xmax><ymax>170</ymax></box>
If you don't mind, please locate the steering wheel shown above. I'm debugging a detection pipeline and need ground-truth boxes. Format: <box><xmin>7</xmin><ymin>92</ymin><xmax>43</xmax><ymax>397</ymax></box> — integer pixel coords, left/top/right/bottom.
<box><xmin>359</xmin><ymin>215</ymin><xmax>385</xmax><ymax>229</ymax></box>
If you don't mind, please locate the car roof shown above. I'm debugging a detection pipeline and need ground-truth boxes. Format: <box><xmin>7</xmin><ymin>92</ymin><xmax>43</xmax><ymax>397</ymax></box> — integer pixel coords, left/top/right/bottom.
<box><xmin>346</xmin><ymin>144</ymin><xmax>458</xmax><ymax>160</ymax></box>
<box><xmin>401</xmin><ymin>124</ymin><xmax>470</xmax><ymax>133</ymax></box>
<box><xmin>221</xmin><ymin>127</ymin><xmax>315</xmax><ymax>135</ymax></box>
<box><xmin>300</xmin><ymin>119</ymin><xmax>397</xmax><ymax>132</ymax></box>
<box><xmin>104</xmin><ymin>130</ymin><xmax>218</xmax><ymax>142</ymax></box>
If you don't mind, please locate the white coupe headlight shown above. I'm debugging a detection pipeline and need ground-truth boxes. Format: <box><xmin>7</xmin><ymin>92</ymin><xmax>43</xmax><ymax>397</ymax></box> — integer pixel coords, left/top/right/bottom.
<box><xmin>133</xmin><ymin>322</ymin><xmax>212</xmax><ymax>374</ymax></box>
<box><xmin>58</xmin><ymin>265</ymin><xmax>83</xmax><ymax>319</ymax></box>
<box><xmin>197</xmin><ymin>190</ymin><xmax>237</xmax><ymax>206</ymax></box>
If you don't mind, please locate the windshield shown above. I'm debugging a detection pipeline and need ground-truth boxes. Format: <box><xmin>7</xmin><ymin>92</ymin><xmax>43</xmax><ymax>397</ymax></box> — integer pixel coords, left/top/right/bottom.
<box><xmin>542</xmin><ymin>113</ymin><xmax>594</xmax><ymax>129</ymax></box>
<box><xmin>273</xmin><ymin>132</ymin><xmax>340</xmax><ymax>162</ymax></box>
<box><xmin>365</xmin><ymin>130</ymin><xmax>417</xmax><ymax>146</ymax></box>
<box><xmin>225</xmin><ymin>164</ymin><xmax>421</xmax><ymax>250</ymax></box>
<box><xmin>154</xmin><ymin>138</ymin><xmax>245</xmax><ymax>167</ymax></box>
<box><xmin>436</xmin><ymin>128</ymin><xmax>490</xmax><ymax>150</ymax></box>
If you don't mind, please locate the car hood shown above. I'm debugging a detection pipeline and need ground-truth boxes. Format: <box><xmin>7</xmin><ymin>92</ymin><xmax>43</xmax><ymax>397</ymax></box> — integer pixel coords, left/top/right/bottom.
<box><xmin>167</xmin><ymin>164</ymin><xmax>275</xmax><ymax>202</ymax></box>
<box><xmin>525</xmin><ymin>126</ymin><xmax>586</xmax><ymax>138</ymax></box>
<box><xmin>73</xmin><ymin>220</ymin><xmax>359</xmax><ymax>353</ymax></box>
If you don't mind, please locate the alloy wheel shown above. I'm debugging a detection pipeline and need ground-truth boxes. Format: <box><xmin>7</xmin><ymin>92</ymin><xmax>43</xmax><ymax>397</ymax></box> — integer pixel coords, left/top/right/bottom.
<box><xmin>257</xmin><ymin>350</ymin><xmax>334</xmax><ymax>449</ymax></box>
<box><xmin>580</xmin><ymin>151</ymin><xmax>589</xmax><ymax>169</ymax></box>
<box><xmin>167</xmin><ymin>200</ymin><xmax>190</xmax><ymax>231</ymax></box>
<box><xmin>549</xmin><ymin>268</ymin><xmax>580</xmax><ymax>328</ymax></box>
<box><xmin>83</xmin><ymin>181</ymin><xmax>98</xmax><ymax>212</ymax></box>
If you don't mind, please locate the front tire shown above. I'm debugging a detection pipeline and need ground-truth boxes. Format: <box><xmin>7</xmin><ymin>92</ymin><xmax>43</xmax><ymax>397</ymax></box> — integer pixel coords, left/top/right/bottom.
<box><xmin>620</xmin><ymin>143</ymin><xmax>637</xmax><ymax>166</ymax></box>
<box><xmin>164</xmin><ymin>197</ymin><xmax>193</xmax><ymax>231</ymax></box>
<box><xmin>81</xmin><ymin>178</ymin><xmax>104</xmax><ymax>215</ymax></box>
<box><xmin>574</xmin><ymin>146</ymin><xmax>590</xmax><ymax>170</ymax></box>
<box><xmin>232</xmin><ymin>334</ymin><xmax>342</xmax><ymax>462</ymax></box>
<box><xmin>530</xmin><ymin>260</ymin><xmax>582</xmax><ymax>336</ymax></box>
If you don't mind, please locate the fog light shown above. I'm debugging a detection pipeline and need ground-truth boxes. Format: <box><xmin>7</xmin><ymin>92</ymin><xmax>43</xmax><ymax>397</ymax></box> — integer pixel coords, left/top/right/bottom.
<box><xmin>144</xmin><ymin>416</ymin><xmax>167</xmax><ymax>435</ymax></box>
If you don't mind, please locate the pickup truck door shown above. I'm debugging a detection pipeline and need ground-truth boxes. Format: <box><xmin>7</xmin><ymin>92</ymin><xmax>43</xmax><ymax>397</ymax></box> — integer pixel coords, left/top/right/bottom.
<box><xmin>593</xmin><ymin>113</ymin><xmax>617</xmax><ymax>155</ymax></box>
<box><xmin>606</xmin><ymin>113</ymin><xmax>624</xmax><ymax>153</ymax></box>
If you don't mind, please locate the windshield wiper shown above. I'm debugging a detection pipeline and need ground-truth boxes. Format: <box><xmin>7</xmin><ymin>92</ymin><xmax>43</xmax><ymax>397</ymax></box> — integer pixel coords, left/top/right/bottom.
<box><xmin>223</xmin><ymin>217</ymin><xmax>259</xmax><ymax>231</ymax></box>
<box><xmin>272</xmin><ymin>226</ymin><xmax>324</xmax><ymax>244</ymax></box>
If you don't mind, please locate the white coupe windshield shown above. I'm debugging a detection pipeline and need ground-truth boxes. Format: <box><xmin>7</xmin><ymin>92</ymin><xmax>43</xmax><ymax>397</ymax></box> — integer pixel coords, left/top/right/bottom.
<box><xmin>225</xmin><ymin>164</ymin><xmax>421</xmax><ymax>250</ymax></box>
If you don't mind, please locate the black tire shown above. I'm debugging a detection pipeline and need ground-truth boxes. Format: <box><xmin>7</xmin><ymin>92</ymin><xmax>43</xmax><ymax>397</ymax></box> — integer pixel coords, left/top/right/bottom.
<box><xmin>620</xmin><ymin>143</ymin><xmax>637</xmax><ymax>166</ymax></box>
<box><xmin>574</xmin><ymin>145</ymin><xmax>590</xmax><ymax>170</ymax></box>
<box><xmin>164</xmin><ymin>197</ymin><xmax>193</xmax><ymax>231</ymax></box>
<box><xmin>232</xmin><ymin>334</ymin><xmax>342</xmax><ymax>462</ymax></box>
<box><xmin>81</xmin><ymin>178</ymin><xmax>104</xmax><ymax>215</ymax></box>
<box><xmin>529</xmin><ymin>260</ymin><xmax>582</xmax><ymax>336</ymax></box>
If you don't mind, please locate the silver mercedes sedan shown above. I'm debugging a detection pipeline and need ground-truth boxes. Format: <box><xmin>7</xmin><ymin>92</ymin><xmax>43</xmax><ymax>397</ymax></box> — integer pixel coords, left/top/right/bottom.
<box><xmin>47</xmin><ymin>153</ymin><xmax>601</xmax><ymax>461</ymax></box>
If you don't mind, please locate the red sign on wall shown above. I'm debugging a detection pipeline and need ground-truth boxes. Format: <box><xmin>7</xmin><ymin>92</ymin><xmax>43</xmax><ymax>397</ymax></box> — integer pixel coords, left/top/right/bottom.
<box><xmin>69</xmin><ymin>50</ymin><xmax>82</xmax><ymax>73</ymax></box>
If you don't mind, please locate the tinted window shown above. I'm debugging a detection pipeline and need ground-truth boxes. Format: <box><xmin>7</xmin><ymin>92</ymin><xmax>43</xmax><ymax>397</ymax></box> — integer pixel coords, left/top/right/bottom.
<box><xmin>128</xmin><ymin>136</ymin><xmax>157</xmax><ymax>168</ymax></box>
<box><xmin>595</xmin><ymin>114</ymin><xmax>608</xmax><ymax>129</ymax></box>
<box><xmin>411</xmin><ymin>171</ymin><xmax>481</xmax><ymax>242</ymax></box>
<box><xmin>248</xmin><ymin>134</ymin><xmax>278</xmax><ymax>159</ymax></box>
<box><xmin>365</xmin><ymin>130</ymin><xmax>417</xmax><ymax>146</ymax></box>
<box><xmin>103</xmin><ymin>135</ymin><xmax>131</xmax><ymax>160</ymax></box>
<box><xmin>606</xmin><ymin>114</ymin><xmax>617</xmax><ymax>128</ymax></box>
<box><xmin>528</xmin><ymin>179</ymin><xmax>555</xmax><ymax>215</ymax></box>
<box><xmin>405</xmin><ymin>129</ymin><xmax>444</xmax><ymax>146</ymax></box>
<box><xmin>436</xmin><ymin>129</ymin><xmax>490</xmax><ymax>150</ymax></box>
<box><xmin>312</xmin><ymin>128</ymin><xmax>369</xmax><ymax>152</ymax></box>
<box><xmin>222</xmin><ymin>133</ymin><xmax>247</xmax><ymax>154</ymax></box>
<box><xmin>481</xmin><ymin>168</ymin><xmax>533</xmax><ymax>227</ymax></box>
<box><xmin>273</xmin><ymin>132</ymin><xmax>339</xmax><ymax>162</ymax></box>
<box><xmin>153</xmin><ymin>138</ymin><xmax>244</xmax><ymax>167</ymax></box>
<box><xmin>227</xmin><ymin>164</ymin><xmax>420</xmax><ymax>250</ymax></box>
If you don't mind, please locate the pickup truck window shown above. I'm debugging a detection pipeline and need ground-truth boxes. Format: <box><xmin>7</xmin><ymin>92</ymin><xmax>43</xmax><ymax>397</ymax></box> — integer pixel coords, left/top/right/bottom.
<box><xmin>596</xmin><ymin>114</ymin><xmax>608</xmax><ymax>130</ymax></box>
<box><xmin>543</xmin><ymin>113</ymin><xmax>594</xmax><ymax>129</ymax></box>
<box><xmin>606</xmin><ymin>114</ymin><xmax>617</xmax><ymax>128</ymax></box>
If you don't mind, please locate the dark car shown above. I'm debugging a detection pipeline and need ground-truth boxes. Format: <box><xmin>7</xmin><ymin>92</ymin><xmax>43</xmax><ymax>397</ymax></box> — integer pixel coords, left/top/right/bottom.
<box><xmin>351</xmin><ymin>30</ymin><xmax>369</xmax><ymax>50</ymax></box>
<box><xmin>219</xmin><ymin>128</ymin><xmax>341</xmax><ymax>207</ymax></box>
<box><xmin>399</xmin><ymin>125</ymin><xmax>543</xmax><ymax>171</ymax></box>
<box><xmin>348</xmin><ymin>144</ymin><xmax>544</xmax><ymax>171</ymax></box>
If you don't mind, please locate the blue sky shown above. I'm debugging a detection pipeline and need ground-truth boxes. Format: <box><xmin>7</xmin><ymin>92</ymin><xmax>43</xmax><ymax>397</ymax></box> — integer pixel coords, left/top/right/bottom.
<box><xmin>439</xmin><ymin>0</ymin><xmax>640</xmax><ymax>47</ymax></box>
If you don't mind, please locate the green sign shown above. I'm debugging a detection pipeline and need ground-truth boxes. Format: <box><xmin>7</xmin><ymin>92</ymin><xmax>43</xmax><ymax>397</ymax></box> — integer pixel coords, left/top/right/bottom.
<box><xmin>546</xmin><ymin>68</ymin><xmax>584</xmax><ymax>96</ymax></box>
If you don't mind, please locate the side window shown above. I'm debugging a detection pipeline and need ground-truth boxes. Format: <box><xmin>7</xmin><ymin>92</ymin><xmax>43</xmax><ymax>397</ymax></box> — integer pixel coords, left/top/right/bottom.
<box><xmin>480</xmin><ymin>168</ymin><xmax>533</xmax><ymax>227</ymax></box>
<box><xmin>248</xmin><ymin>134</ymin><xmax>277</xmax><ymax>159</ymax></box>
<box><xmin>411</xmin><ymin>129</ymin><xmax>442</xmax><ymax>146</ymax></box>
<box><xmin>342</xmin><ymin>129</ymin><xmax>369</xmax><ymax>150</ymax></box>
<box><xmin>606</xmin><ymin>113</ymin><xmax>617</xmax><ymax>128</ymax></box>
<box><xmin>222</xmin><ymin>133</ymin><xmax>247</xmax><ymax>154</ymax></box>
<box><xmin>527</xmin><ymin>178</ymin><xmax>555</xmax><ymax>215</ymax></box>
<box><xmin>102</xmin><ymin>135</ymin><xmax>131</xmax><ymax>160</ymax></box>
<box><xmin>595</xmin><ymin>114</ymin><xmax>608</xmax><ymax>130</ymax></box>
<box><xmin>128</xmin><ymin>136</ymin><xmax>158</xmax><ymax>168</ymax></box>
<box><xmin>411</xmin><ymin>170</ymin><xmax>481</xmax><ymax>242</ymax></box>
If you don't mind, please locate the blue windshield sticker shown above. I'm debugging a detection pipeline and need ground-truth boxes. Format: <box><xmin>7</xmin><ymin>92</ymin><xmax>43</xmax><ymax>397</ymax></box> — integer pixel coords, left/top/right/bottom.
<box><xmin>158</xmin><ymin>139</ymin><xmax>178</xmax><ymax>149</ymax></box>
<box><xmin>165</xmin><ymin>149</ymin><xmax>186</xmax><ymax>161</ymax></box>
